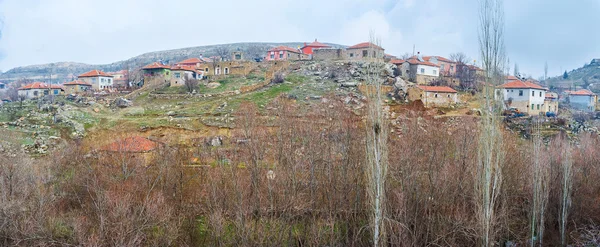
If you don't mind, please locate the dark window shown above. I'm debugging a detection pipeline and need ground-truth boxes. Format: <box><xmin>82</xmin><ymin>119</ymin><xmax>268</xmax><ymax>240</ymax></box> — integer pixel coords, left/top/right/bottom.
<box><xmin>434</xmin><ymin>93</ymin><xmax>438</xmax><ymax>98</ymax></box>
<box><xmin>54</xmin><ymin>90</ymin><xmax>58</xmax><ymax>95</ymax></box>
<box><xmin>519</xmin><ymin>90</ymin><xmax>523</xmax><ymax>96</ymax></box>
<box><xmin>532</xmin><ymin>91</ymin><xmax>535</xmax><ymax>96</ymax></box>
<box><xmin>539</xmin><ymin>92</ymin><xmax>542</xmax><ymax>97</ymax></box>
<box><xmin>350</xmin><ymin>53</ymin><xmax>354</xmax><ymax>57</ymax></box>
<box><xmin>531</xmin><ymin>104</ymin><xmax>534</xmax><ymax>110</ymax></box>
<box><xmin>362</xmin><ymin>50</ymin><xmax>368</xmax><ymax>57</ymax></box>
<box><xmin>279</xmin><ymin>53</ymin><xmax>283</xmax><ymax>59</ymax></box>
<box><xmin>235</xmin><ymin>54</ymin><xmax>241</xmax><ymax>60</ymax></box>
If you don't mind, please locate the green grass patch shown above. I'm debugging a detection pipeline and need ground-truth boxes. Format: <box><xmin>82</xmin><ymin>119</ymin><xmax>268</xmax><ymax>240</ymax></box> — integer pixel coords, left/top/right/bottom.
<box><xmin>285</xmin><ymin>74</ymin><xmax>307</xmax><ymax>84</ymax></box>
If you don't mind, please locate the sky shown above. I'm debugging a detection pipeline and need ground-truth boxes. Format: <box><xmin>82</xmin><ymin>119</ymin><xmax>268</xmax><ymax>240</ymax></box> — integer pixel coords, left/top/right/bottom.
<box><xmin>0</xmin><ymin>0</ymin><xmax>599</xmax><ymax>78</ymax></box>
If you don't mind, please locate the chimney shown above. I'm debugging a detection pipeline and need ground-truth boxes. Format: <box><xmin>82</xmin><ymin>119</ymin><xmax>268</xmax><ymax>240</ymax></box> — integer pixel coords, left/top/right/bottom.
<box><xmin>417</xmin><ymin>52</ymin><xmax>424</xmax><ymax>62</ymax></box>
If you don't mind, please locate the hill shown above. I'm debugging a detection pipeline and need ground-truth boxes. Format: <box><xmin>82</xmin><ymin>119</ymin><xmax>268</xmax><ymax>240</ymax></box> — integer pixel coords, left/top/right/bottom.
<box><xmin>0</xmin><ymin>42</ymin><xmax>344</xmax><ymax>83</ymax></box>
<box><xmin>546</xmin><ymin>59</ymin><xmax>600</xmax><ymax>90</ymax></box>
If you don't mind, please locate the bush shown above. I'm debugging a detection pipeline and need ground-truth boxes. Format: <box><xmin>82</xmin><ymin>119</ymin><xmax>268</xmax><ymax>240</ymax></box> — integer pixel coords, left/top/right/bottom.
<box><xmin>271</xmin><ymin>73</ymin><xmax>284</xmax><ymax>84</ymax></box>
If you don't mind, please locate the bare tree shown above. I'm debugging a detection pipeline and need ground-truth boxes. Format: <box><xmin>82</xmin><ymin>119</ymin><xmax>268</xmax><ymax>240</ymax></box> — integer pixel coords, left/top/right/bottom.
<box><xmin>364</xmin><ymin>34</ymin><xmax>388</xmax><ymax>247</ymax></box>
<box><xmin>214</xmin><ymin>46</ymin><xmax>230</xmax><ymax>61</ymax></box>
<box><xmin>184</xmin><ymin>76</ymin><xmax>199</xmax><ymax>93</ymax></box>
<box><xmin>530</xmin><ymin>120</ymin><xmax>550</xmax><ymax>246</ymax></box>
<box><xmin>400</xmin><ymin>52</ymin><xmax>412</xmax><ymax>60</ymax></box>
<box><xmin>450</xmin><ymin>52</ymin><xmax>470</xmax><ymax>64</ymax></box>
<box><xmin>559</xmin><ymin>138</ymin><xmax>572</xmax><ymax>247</ymax></box>
<box><xmin>476</xmin><ymin>0</ymin><xmax>506</xmax><ymax>246</ymax></box>
<box><xmin>246</xmin><ymin>45</ymin><xmax>265</xmax><ymax>61</ymax></box>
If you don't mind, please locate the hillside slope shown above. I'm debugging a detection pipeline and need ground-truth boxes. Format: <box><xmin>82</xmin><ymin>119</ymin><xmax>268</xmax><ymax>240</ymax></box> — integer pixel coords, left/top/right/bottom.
<box><xmin>0</xmin><ymin>42</ymin><xmax>344</xmax><ymax>83</ymax></box>
<box><xmin>546</xmin><ymin>60</ymin><xmax>600</xmax><ymax>89</ymax></box>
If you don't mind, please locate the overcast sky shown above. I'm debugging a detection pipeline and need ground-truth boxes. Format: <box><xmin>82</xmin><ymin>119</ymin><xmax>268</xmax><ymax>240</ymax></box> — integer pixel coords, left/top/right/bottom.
<box><xmin>0</xmin><ymin>0</ymin><xmax>598</xmax><ymax>78</ymax></box>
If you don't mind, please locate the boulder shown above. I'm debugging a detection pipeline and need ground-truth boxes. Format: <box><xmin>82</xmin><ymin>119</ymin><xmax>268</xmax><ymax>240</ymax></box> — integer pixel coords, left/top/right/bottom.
<box><xmin>112</xmin><ymin>98</ymin><xmax>132</xmax><ymax>108</ymax></box>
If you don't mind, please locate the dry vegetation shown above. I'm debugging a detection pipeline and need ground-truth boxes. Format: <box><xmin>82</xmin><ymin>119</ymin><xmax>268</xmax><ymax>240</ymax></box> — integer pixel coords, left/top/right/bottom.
<box><xmin>1</xmin><ymin>96</ymin><xmax>600</xmax><ymax>246</ymax></box>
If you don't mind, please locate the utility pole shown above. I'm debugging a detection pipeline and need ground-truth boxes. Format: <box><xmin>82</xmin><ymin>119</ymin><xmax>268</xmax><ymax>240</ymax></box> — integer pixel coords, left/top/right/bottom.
<box><xmin>412</xmin><ymin>44</ymin><xmax>415</xmax><ymax>56</ymax></box>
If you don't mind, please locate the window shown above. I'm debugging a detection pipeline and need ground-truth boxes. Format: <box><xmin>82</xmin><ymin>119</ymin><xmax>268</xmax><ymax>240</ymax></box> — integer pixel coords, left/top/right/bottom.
<box><xmin>279</xmin><ymin>53</ymin><xmax>283</xmax><ymax>59</ymax></box>
<box><xmin>537</xmin><ymin>104</ymin><xmax>540</xmax><ymax>110</ymax></box>
<box><xmin>420</xmin><ymin>68</ymin><xmax>425</xmax><ymax>74</ymax></box>
<box><xmin>433</xmin><ymin>70</ymin><xmax>437</xmax><ymax>75</ymax></box>
<box><xmin>175</xmin><ymin>72</ymin><xmax>181</xmax><ymax>78</ymax></box>
<box><xmin>450</xmin><ymin>65</ymin><xmax>454</xmax><ymax>70</ymax></box>
<box><xmin>519</xmin><ymin>90</ymin><xmax>523</xmax><ymax>96</ymax></box>
<box><xmin>224</xmin><ymin>68</ymin><xmax>229</xmax><ymax>74</ymax></box>
<box><xmin>54</xmin><ymin>90</ymin><xmax>59</xmax><ymax>95</ymax></box>
<box><xmin>270</xmin><ymin>54</ymin><xmax>274</xmax><ymax>59</ymax></box>
<box><xmin>434</xmin><ymin>93</ymin><xmax>438</xmax><ymax>98</ymax></box>
<box><xmin>92</xmin><ymin>78</ymin><xmax>97</xmax><ymax>83</ymax></box>
<box><xmin>447</xmin><ymin>94</ymin><xmax>451</xmax><ymax>98</ymax></box>
<box><xmin>349</xmin><ymin>53</ymin><xmax>354</xmax><ymax>57</ymax></box>
<box><xmin>506</xmin><ymin>90</ymin><xmax>509</xmax><ymax>93</ymax></box>
<box><xmin>34</xmin><ymin>91</ymin><xmax>38</xmax><ymax>96</ymax></box>
<box><xmin>531</xmin><ymin>104</ymin><xmax>534</xmax><ymax>110</ymax></box>
<box><xmin>539</xmin><ymin>92</ymin><xmax>542</xmax><ymax>97</ymax></box>
<box><xmin>205</xmin><ymin>68</ymin><xmax>209</xmax><ymax>72</ymax></box>
<box><xmin>532</xmin><ymin>91</ymin><xmax>535</xmax><ymax>96</ymax></box>
<box><xmin>362</xmin><ymin>50</ymin><xmax>368</xmax><ymax>57</ymax></box>
<box><xmin>166</xmin><ymin>71</ymin><xmax>170</xmax><ymax>75</ymax></box>
<box><xmin>235</xmin><ymin>54</ymin><xmax>241</xmax><ymax>60</ymax></box>
<box><xmin>44</xmin><ymin>90</ymin><xmax>49</xmax><ymax>95</ymax></box>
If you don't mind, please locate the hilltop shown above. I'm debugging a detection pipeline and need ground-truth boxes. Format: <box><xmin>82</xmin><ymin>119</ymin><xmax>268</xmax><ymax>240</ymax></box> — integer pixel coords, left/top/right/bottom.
<box><xmin>546</xmin><ymin>58</ymin><xmax>600</xmax><ymax>90</ymax></box>
<box><xmin>0</xmin><ymin>42</ymin><xmax>344</xmax><ymax>83</ymax></box>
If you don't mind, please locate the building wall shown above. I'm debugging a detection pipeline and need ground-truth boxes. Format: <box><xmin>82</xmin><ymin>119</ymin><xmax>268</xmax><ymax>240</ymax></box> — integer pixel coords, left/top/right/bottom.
<box><xmin>18</xmin><ymin>88</ymin><xmax>63</xmax><ymax>99</ymax></box>
<box><xmin>79</xmin><ymin>76</ymin><xmax>114</xmax><ymax>90</ymax></box>
<box><xmin>438</xmin><ymin>61</ymin><xmax>456</xmax><ymax>76</ymax></box>
<box><xmin>197</xmin><ymin>61</ymin><xmax>255</xmax><ymax>77</ymax></box>
<box><xmin>265</xmin><ymin>50</ymin><xmax>307</xmax><ymax>61</ymax></box>
<box><xmin>170</xmin><ymin>70</ymin><xmax>195</xmax><ymax>87</ymax></box>
<box><xmin>313</xmin><ymin>48</ymin><xmax>346</xmax><ymax>61</ymax></box>
<box><xmin>65</xmin><ymin>85</ymin><xmax>91</xmax><ymax>94</ymax></box>
<box><xmin>346</xmin><ymin>48</ymin><xmax>384</xmax><ymax>61</ymax></box>
<box><xmin>544</xmin><ymin>99</ymin><xmax>559</xmax><ymax>113</ymax></box>
<box><xmin>502</xmin><ymin>88</ymin><xmax>546</xmax><ymax>115</ymax></box>
<box><xmin>406</xmin><ymin>87</ymin><xmax>458</xmax><ymax>107</ymax></box>
<box><xmin>570</xmin><ymin>95</ymin><xmax>596</xmax><ymax>112</ymax></box>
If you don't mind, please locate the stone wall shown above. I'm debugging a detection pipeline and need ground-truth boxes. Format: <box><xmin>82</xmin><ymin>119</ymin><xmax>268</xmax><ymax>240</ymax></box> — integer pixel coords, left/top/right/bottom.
<box><xmin>313</xmin><ymin>49</ymin><xmax>346</xmax><ymax>61</ymax></box>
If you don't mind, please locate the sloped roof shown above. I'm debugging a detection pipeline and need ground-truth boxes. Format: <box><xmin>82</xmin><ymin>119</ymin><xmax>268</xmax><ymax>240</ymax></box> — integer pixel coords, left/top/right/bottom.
<box><xmin>63</xmin><ymin>80</ymin><xmax>92</xmax><ymax>86</ymax></box>
<box><xmin>505</xmin><ymin>75</ymin><xmax>520</xmax><ymax>81</ymax></box>
<box><xmin>302</xmin><ymin>39</ymin><xmax>331</xmax><ymax>48</ymax></box>
<box><xmin>423</xmin><ymin>56</ymin><xmax>454</xmax><ymax>63</ymax></box>
<box><xmin>268</xmin><ymin>46</ymin><xmax>302</xmax><ymax>53</ymax></box>
<box><xmin>405</xmin><ymin>58</ymin><xmax>440</xmax><ymax>67</ymax></box>
<box><xmin>143</xmin><ymin>62</ymin><xmax>171</xmax><ymax>70</ymax></box>
<box><xmin>99</xmin><ymin>136</ymin><xmax>159</xmax><ymax>153</ymax></box>
<box><xmin>500</xmin><ymin>80</ymin><xmax>545</xmax><ymax>90</ymax></box>
<box><xmin>390</xmin><ymin>59</ymin><xmax>405</xmax><ymax>65</ymax></box>
<box><xmin>79</xmin><ymin>70</ymin><xmax>112</xmax><ymax>78</ymax></box>
<box><xmin>171</xmin><ymin>65</ymin><xmax>197</xmax><ymax>72</ymax></box>
<box><xmin>569</xmin><ymin>89</ymin><xmax>596</xmax><ymax>96</ymax></box>
<box><xmin>18</xmin><ymin>82</ymin><xmax>64</xmax><ymax>90</ymax></box>
<box><xmin>177</xmin><ymin>58</ymin><xmax>202</xmax><ymax>64</ymax></box>
<box><xmin>417</xmin><ymin>85</ymin><xmax>457</xmax><ymax>93</ymax></box>
<box><xmin>347</xmin><ymin>42</ymin><xmax>384</xmax><ymax>50</ymax></box>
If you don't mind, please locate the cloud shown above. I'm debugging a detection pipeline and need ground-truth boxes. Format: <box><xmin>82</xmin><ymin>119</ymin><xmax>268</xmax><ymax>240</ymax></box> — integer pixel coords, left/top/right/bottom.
<box><xmin>338</xmin><ymin>10</ymin><xmax>403</xmax><ymax>50</ymax></box>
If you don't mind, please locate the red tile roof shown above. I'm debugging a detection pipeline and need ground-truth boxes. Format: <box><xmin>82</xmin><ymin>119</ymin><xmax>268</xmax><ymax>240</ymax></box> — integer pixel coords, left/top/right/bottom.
<box><xmin>505</xmin><ymin>75</ymin><xmax>520</xmax><ymax>81</ymax></box>
<box><xmin>268</xmin><ymin>46</ymin><xmax>302</xmax><ymax>53</ymax></box>
<box><xmin>170</xmin><ymin>65</ymin><xmax>197</xmax><ymax>72</ymax></box>
<box><xmin>569</xmin><ymin>89</ymin><xmax>596</xmax><ymax>96</ymax></box>
<box><xmin>18</xmin><ymin>82</ymin><xmax>64</xmax><ymax>90</ymax></box>
<box><xmin>423</xmin><ymin>56</ymin><xmax>454</xmax><ymax>63</ymax></box>
<box><xmin>100</xmin><ymin>136</ymin><xmax>159</xmax><ymax>153</ymax></box>
<box><xmin>417</xmin><ymin>85</ymin><xmax>457</xmax><ymax>93</ymax></box>
<box><xmin>302</xmin><ymin>39</ymin><xmax>331</xmax><ymax>48</ymax></box>
<box><xmin>500</xmin><ymin>80</ymin><xmax>545</xmax><ymax>90</ymax></box>
<box><xmin>405</xmin><ymin>58</ymin><xmax>440</xmax><ymax>67</ymax></box>
<box><xmin>390</xmin><ymin>59</ymin><xmax>405</xmax><ymax>65</ymax></box>
<box><xmin>347</xmin><ymin>42</ymin><xmax>384</xmax><ymax>50</ymax></box>
<box><xmin>143</xmin><ymin>62</ymin><xmax>171</xmax><ymax>70</ymax></box>
<box><xmin>177</xmin><ymin>58</ymin><xmax>202</xmax><ymax>64</ymax></box>
<box><xmin>79</xmin><ymin>70</ymin><xmax>112</xmax><ymax>78</ymax></box>
<box><xmin>63</xmin><ymin>80</ymin><xmax>92</xmax><ymax>86</ymax></box>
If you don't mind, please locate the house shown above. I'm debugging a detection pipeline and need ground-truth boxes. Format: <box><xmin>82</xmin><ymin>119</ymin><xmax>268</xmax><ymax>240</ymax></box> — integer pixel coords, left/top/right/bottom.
<box><xmin>108</xmin><ymin>70</ymin><xmax>129</xmax><ymax>89</ymax></box>
<box><xmin>544</xmin><ymin>92</ymin><xmax>559</xmax><ymax>114</ymax></box>
<box><xmin>505</xmin><ymin>75</ymin><xmax>521</xmax><ymax>83</ymax></box>
<box><xmin>170</xmin><ymin>65</ymin><xmax>203</xmax><ymax>87</ymax></box>
<box><xmin>175</xmin><ymin>57</ymin><xmax>213</xmax><ymax>67</ymax></box>
<box><xmin>143</xmin><ymin>62</ymin><xmax>172</xmax><ymax>77</ymax></box>
<box><xmin>265</xmin><ymin>46</ymin><xmax>308</xmax><ymax>61</ymax></box>
<box><xmin>17</xmin><ymin>82</ymin><xmax>64</xmax><ymax>99</ymax></box>
<box><xmin>424</xmin><ymin>56</ymin><xmax>456</xmax><ymax>76</ymax></box>
<box><xmin>63</xmin><ymin>80</ymin><xmax>92</xmax><ymax>94</ymax></box>
<box><xmin>78</xmin><ymin>70</ymin><xmax>114</xmax><ymax>90</ymax></box>
<box><xmin>300</xmin><ymin>39</ymin><xmax>331</xmax><ymax>56</ymax></box>
<box><xmin>402</xmin><ymin>56</ymin><xmax>440</xmax><ymax>85</ymax></box>
<box><xmin>346</xmin><ymin>42</ymin><xmax>384</xmax><ymax>61</ymax></box>
<box><xmin>568</xmin><ymin>89</ymin><xmax>597</xmax><ymax>112</ymax></box>
<box><xmin>232</xmin><ymin>49</ymin><xmax>244</xmax><ymax>61</ymax></box>
<box><xmin>499</xmin><ymin>80</ymin><xmax>547</xmax><ymax>115</ymax></box>
<box><xmin>406</xmin><ymin>85</ymin><xmax>458</xmax><ymax>107</ymax></box>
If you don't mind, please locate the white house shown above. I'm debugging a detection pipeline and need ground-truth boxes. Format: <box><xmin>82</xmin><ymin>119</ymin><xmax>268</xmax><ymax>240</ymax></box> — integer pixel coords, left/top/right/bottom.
<box><xmin>568</xmin><ymin>89</ymin><xmax>597</xmax><ymax>112</ymax></box>
<box><xmin>499</xmin><ymin>80</ymin><xmax>547</xmax><ymax>115</ymax></box>
<box><xmin>18</xmin><ymin>82</ymin><xmax>64</xmax><ymax>99</ymax></box>
<box><xmin>402</xmin><ymin>57</ymin><xmax>440</xmax><ymax>85</ymax></box>
<box><xmin>78</xmin><ymin>70</ymin><xmax>114</xmax><ymax>90</ymax></box>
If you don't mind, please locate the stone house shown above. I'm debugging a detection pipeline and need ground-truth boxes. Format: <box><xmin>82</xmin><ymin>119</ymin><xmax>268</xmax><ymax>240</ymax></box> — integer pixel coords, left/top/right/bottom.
<box><xmin>170</xmin><ymin>65</ymin><xmax>202</xmax><ymax>87</ymax></box>
<box><xmin>265</xmin><ymin>46</ymin><xmax>308</xmax><ymax>61</ymax></box>
<box><xmin>18</xmin><ymin>82</ymin><xmax>64</xmax><ymax>99</ymax></box>
<box><xmin>402</xmin><ymin>57</ymin><xmax>440</xmax><ymax>85</ymax></box>
<box><xmin>568</xmin><ymin>89</ymin><xmax>597</xmax><ymax>112</ymax></box>
<box><xmin>313</xmin><ymin>48</ymin><xmax>346</xmax><ymax>61</ymax></box>
<box><xmin>346</xmin><ymin>42</ymin><xmax>384</xmax><ymax>61</ymax></box>
<box><xmin>407</xmin><ymin>85</ymin><xmax>458</xmax><ymax>107</ymax></box>
<box><xmin>63</xmin><ymin>80</ymin><xmax>92</xmax><ymax>94</ymax></box>
<box><xmin>142</xmin><ymin>62</ymin><xmax>172</xmax><ymax>84</ymax></box>
<box><xmin>196</xmin><ymin>61</ymin><xmax>254</xmax><ymax>77</ymax></box>
<box><xmin>78</xmin><ymin>70</ymin><xmax>114</xmax><ymax>90</ymax></box>
<box><xmin>424</xmin><ymin>56</ymin><xmax>456</xmax><ymax>76</ymax></box>
<box><xmin>499</xmin><ymin>80</ymin><xmax>547</xmax><ymax>115</ymax></box>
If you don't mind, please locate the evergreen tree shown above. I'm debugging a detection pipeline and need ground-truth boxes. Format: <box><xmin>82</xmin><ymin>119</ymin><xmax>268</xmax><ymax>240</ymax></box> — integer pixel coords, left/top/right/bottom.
<box><xmin>563</xmin><ymin>71</ymin><xmax>568</xmax><ymax>79</ymax></box>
